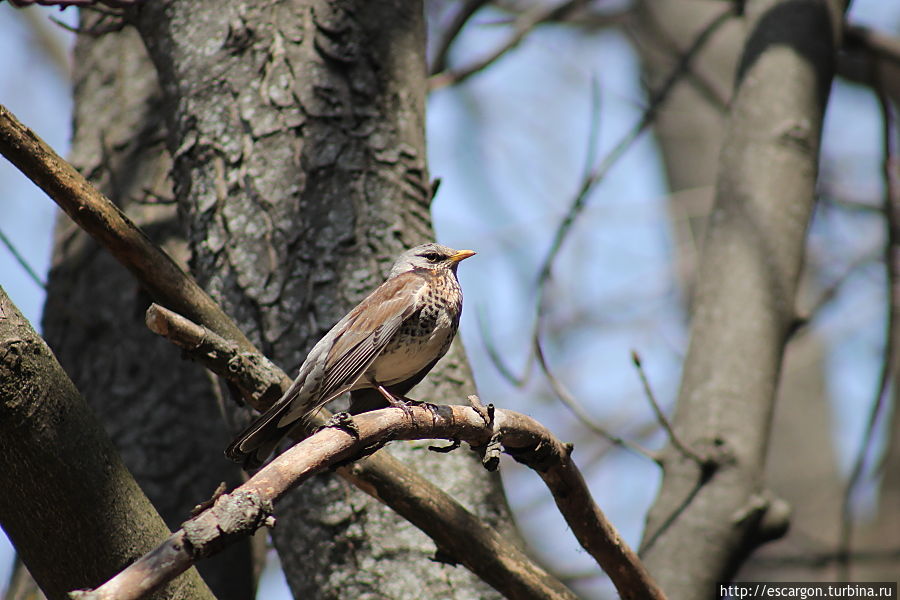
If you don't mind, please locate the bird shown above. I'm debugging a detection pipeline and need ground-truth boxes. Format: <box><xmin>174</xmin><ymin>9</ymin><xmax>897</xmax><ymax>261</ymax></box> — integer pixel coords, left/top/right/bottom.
<box><xmin>226</xmin><ymin>242</ymin><xmax>476</xmax><ymax>468</ymax></box>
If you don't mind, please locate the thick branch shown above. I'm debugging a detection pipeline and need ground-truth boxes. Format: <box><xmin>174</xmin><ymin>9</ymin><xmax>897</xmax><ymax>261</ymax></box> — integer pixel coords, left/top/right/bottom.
<box><xmin>75</xmin><ymin>404</ymin><xmax>664</xmax><ymax>600</ymax></box>
<box><xmin>144</xmin><ymin>303</ymin><xmax>595</xmax><ymax>599</ymax></box>
<box><xmin>641</xmin><ymin>0</ymin><xmax>845</xmax><ymax>596</ymax></box>
<box><xmin>0</xmin><ymin>287</ymin><xmax>214</xmax><ymax>600</ymax></box>
<box><xmin>0</xmin><ymin>103</ymin><xmax>577</xmax><ymax>600</ymax></box>
<box><xmin>0</xmin><ymin>104</ymin><xmax>255</xmax><ymax>354</ymax></box>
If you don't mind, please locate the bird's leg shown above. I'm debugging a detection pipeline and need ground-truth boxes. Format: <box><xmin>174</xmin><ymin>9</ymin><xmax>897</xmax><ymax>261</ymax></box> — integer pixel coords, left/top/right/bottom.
<box><xmin>377</xmin><ymin>385</ymin><xmax>417</xmax><ymax>421</ymax></box>
<box><xmin>377</xmin><ymin>387</ymin><xmax>442</xmax><ymax>425</ymax></box>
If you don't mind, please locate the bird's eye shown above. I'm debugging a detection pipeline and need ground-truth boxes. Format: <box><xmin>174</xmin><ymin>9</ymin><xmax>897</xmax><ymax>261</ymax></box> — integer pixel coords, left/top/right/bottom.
<box><xmin>422</xmin><ymin>252</ymin><xmax>443</xmax><ymax>262</ymax></box>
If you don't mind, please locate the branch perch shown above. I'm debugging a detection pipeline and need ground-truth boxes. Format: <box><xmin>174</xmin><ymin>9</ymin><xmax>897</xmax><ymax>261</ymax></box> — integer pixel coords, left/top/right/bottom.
<box><xmin>146</xmin><ymin>302</ymin><xmax>665</xmax><ymax>599</ymax></box>
<box><xmin>73</xmin><ymin>404</ymin><xmax>665</xmax><ymax>600</ymax></box>
<box><xmin>0</xmin><ymin>103</ymin><xmax>577</xmax><ymax>600</ymax></box>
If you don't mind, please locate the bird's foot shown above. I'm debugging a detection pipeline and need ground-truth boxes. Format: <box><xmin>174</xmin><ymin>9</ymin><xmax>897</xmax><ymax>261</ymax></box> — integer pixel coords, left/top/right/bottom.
<box><xmin>375</xmin><ymin>385</ymin><xmax>414</xmax><ymax>421</ymax></box>
<box><xmin>376</xmin><ymin>387</ymin><xmax>442</xmax><ymax>424</ymax></box>
<box><xmin>403</xmin><ymin>396</ymin><xmax>442</xmax><ymax>424</ymax></box>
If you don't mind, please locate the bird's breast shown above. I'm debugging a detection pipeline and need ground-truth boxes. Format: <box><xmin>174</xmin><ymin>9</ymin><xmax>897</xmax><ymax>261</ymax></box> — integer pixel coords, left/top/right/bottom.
<box><xmin>365</xmin><ymin>304</ymin><xmax>459</xmax><ymax>386</ymax></box>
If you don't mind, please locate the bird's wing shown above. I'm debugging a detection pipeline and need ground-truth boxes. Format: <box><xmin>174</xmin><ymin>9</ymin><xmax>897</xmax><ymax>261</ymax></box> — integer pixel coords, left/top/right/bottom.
<box><xmin>227</xmin><ymin>271</ymin><xmax>427</xmax><ymax>466</ymax></box>
<box><xmin>272</xmin><ymin>270</ymin><xmax>426</xmax><ymax>427</ymax></box>
<box><xmin>317</xmin><ymin>271</ymin><xmax>426</xmax><ymax>401</ymax></box>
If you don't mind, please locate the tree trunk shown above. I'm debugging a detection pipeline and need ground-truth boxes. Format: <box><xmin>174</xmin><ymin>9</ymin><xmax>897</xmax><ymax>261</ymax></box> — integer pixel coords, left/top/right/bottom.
<box><xmin>131</xmin><ymin>1</ymin><xmax>514</xmax><ymax>597</ymax></box>
<box><xmin>0</xmin><ymin>286</ymin><xmax>214</xmax><ymax>600</ymax></box>
<box><xmin>631</xmin><ymin>0</ymin><xmax>843</xmax><ymax>584</ymax></box>
<box><xmin>40</xmin><ymin>14</ymin><xmax>256</xmax><ymax>599</ymax></box>
<box><xmin>639</xmin><ymin>0</ymin><xmax>844</xmax><ymax>596</ymax></box>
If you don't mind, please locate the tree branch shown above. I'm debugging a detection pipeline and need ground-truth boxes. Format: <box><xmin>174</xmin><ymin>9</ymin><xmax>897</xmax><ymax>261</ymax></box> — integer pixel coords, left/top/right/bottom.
<box><xmin>146</xmin><ymin>302</ymin><xmax>644</xmax><ymax>599</ymax></box>
<box><xmin>73</xmin><ymin>403</ymin><xmax>665</xmax><ymax>600</ymax></box>
<box><xmin>429</xmin><ymin>0</ymin><xmax>589</xmax><ymax>91</ymax></box>
<box><xmin>0</xmin><ymin>103</ymin><xmax>578</xmax><ymax>600</ymax></box>
<box><xmin>836</xmin><ymin>75</ymin><xmax>900</xmax><ymax>581</ymax></box>
<box><xmin>0</xmin><ymin>286</ymin><xmax>215</xmax><ymax>600</ymax></box>
<box><xmin>429</xmin><ymin>0</ymin><xmax>491</xmax><ymax>76</ymax></box>
<box><xmin>0</xmin><ymin>103</ymin><xmax>256</xmax><ymax>354</ymax></box>
<box><xmin>640</xmin><ymin>0</ymin><xmax>846</xmax><ymax>594</ymax></box>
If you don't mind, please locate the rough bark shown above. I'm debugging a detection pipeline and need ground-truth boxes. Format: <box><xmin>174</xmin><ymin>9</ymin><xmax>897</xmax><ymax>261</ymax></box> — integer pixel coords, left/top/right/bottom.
<box><xmin>130</xmin><ymin>1</ymin><xmax>515</xmax><ymax>597</ymax></box>
<box><xmin>40</xmin><ymin>15</ymin><xmax>255</xmax><ymax>599</ymax></box>
<box><xmin>0</xmin><ymin>286</ymin><xmax>214</xmax><ymax>600</ymax></box>
<box><xmin>639</xmin><ymin>0</ymin><xmax>844</xmax><ymax>597</ymax></box>
<box><xmin>631</xmin><ymin>0</ymin><xmax>843</xmax><ymax>583</ymax></box>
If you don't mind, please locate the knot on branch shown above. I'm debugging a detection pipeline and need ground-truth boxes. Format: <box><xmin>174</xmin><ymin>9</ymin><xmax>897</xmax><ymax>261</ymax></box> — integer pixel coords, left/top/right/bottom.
<box><xmin>182</xmin><ymin>490</ymin><xmax>274</xmax><ymax>559</ymax></box>
<box><xmin>734</xmin><ymin>491</ymin><xmax>791</xmax><ymax>547</ymax></box>
<box><xmin>227</xmin><ymin>352</ymin><xmax>283</xmax><ymax>403</ymax></box>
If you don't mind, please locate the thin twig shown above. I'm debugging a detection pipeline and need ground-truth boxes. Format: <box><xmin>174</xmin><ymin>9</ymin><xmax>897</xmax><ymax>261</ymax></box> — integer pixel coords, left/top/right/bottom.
<box><xmin>534</xmin><ymin>4</ymin><xmax>735</xmax><ymax>289</ymax></box>
<box><xmin>533</xmin><ymin>333</ymin><xmax>659</xmax><ymax>462</ymax></box>
<box><xmin>429</xmin><ymin>0</ymin><xmax>589</xmax><ymax>91</ymax></box>
<box><xmin>475</xmin><ymin>303</ymin><xmax>533</xmax><ymax>387</ymax></box>
<box><xmin>795</xmin><ymin>249</ymin><xmax>880</xmax><ymax>333</ymax></box>
<box><xmin>429</xmin><ymin>0</ymin><xmax>491</xmax><ymax>76</ymax></box>
<box><xmin>625</xmin><ymin>3</ymin><xmax>731</xmax><ymax>112</ymax></box>
<box><xmin>72</xmin><ymin>404</ymin><xmax>665</xmax><ymax>600</ymax></box>
<box><xmin>836</xmin><ymin>81</ymin><xmax>900</xmax><ymax>581</ymax></box>
<box><xmin>630</xmin><ymin>350</ymin><xmax>705</xmax><ymax>465</ymax></box>
<box><xmin>0</xmin><ymin>227</ymin><xmax>46</xmax><ymax>288</ymax></box>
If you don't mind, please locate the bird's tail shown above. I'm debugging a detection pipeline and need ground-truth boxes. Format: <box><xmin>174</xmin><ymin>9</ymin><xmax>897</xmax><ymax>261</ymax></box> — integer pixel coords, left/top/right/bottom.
<box><xmin>225</xmin><ymin>399</ymin><xmax>299</xmax><ymax>469</ymax></box>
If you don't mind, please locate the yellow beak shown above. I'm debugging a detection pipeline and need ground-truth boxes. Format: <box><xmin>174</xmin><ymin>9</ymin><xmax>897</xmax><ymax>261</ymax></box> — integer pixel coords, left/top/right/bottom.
<box><xmin>449</xmin><ymin>249</ymin><xmax>476</xmax><ymax>263</ymax></box>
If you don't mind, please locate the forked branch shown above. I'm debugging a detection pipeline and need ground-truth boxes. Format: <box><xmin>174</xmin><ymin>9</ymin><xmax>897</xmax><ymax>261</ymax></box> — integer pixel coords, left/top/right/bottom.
<box><xmin>72</xmin><ymin>402</ymin><xmax>665</xmax><ymax>600</ymax></box>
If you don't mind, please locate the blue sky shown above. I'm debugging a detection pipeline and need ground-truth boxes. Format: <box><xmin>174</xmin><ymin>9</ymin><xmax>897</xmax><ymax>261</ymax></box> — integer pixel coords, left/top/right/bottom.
<box><xmin>2</xmin><ymin>2</ymin><xmax>899</xmax><ymax>597</ymax></box>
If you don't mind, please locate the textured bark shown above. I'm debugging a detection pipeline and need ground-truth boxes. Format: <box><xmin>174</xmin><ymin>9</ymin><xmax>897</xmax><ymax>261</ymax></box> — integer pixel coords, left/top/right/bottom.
<box><xmin>0</xmin><ymin>287</ymin><xmax>214</xmax><ymax>600</ymax></box>
<box><xmin>131</xmin><ymin>1</ymin><xmax>514</xmax><ymax>598</ymax></box>
<box><xmin>639</xmin><ymin>1</ymin><xmax>844</xmax><ymax>597</ymax></box>
<box><xmin>631</xmin><ymin>0</ymin><xmax>842</xmax><ymax>583</ymax></box>
<box><xmin>40</xmin><ymin>16</ymin><xmax>255</xmax><ymax>599</ymax></box>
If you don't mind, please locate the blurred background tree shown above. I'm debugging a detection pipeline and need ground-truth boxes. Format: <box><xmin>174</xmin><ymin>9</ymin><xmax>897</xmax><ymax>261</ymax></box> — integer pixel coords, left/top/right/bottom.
<box><xmin>1</xmin><ymin>0</ymin><xmax>899</xmax><ymax>598</ymax></box>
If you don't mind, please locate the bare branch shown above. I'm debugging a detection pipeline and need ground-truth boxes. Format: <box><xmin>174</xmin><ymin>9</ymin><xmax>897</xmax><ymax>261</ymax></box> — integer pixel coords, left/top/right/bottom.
<box><xmin>475</xmin><ymin>304</ymin><xmax>533</xmax><ymax>387</ymax></box>
<box><xmin>630</xmin><ymin>350</ymin><xmax>706</xmax><ymax>466</ymax></box>
<box><xmin>533</xmin><ymin>334</ymin><xmax>659</xmax><ymax>461</ymax></box>
<box><xmin>145</xmin><ymin>302</ymin><xmax>577</xmax><ymax>600</ymax></box>
<box><xmin>429</xmin><ymin>0</ymin><xmax>590</xmax><ymax>91</ymax></box>
<box><xmin>429</xmin><ymin>0</ymin><xmax>491</xmax><ymax>76</ymax></box>
<box><xmin>640</xmin><ymin>0</ymin><xmax>846</xmax><ymax>593</ymax></box>
<box><xmin>840</xmin><ymin>24</ymin><xmax>900</xmax><ymax>105</ymax></box>
<box><xmin>144</xmin><ymin>304</ymin><xmax>285</xmax><ymax>408</ymax></box>
<box><xmin>73</xmin><ymin>405</ymin><xmax>666</xmax><ymax>600</ymax></box>
<box><xmin>0</xmin><ymin>103</ymin><xmax>257</xmax><ymax>355</ymax></box>
<box><xmin>535</xmin><ymin>4</ymin><xmax>735</xmax><ymax>290</ymax></box>
<box><xmin>0</xmin><ymin>227</ymin><xmax>46</xmax><ymax>288</ymax></box>
<box><xmin>836</xmin><ymin>80</ymin><xmax>900</xmax><ymax>580</ymax></box>
<box><xmin>0</xmin><ymin>103</ymin><xmax>577</xmax><ymax>600</ymax></box>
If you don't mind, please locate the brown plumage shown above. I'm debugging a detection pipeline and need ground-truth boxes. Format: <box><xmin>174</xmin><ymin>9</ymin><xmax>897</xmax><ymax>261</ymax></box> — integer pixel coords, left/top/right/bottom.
<box><xmin>225</xmin><ymin>243</ymin><xmax>475</xmax><ymax>468</ymax></box>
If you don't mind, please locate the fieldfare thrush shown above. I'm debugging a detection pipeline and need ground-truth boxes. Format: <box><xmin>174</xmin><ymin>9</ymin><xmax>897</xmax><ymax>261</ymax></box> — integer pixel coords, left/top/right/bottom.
<box><xmin>226</xmin><ymin>242</ymin><xmax>476</xmax><ymax>468</ymax></box>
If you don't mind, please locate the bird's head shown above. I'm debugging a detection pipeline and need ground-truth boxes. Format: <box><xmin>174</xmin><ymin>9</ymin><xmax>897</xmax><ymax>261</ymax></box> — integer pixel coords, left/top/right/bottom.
<box><xmin>389</xmin><ymin>243</ymin><xmax>476</xmax><ymax>276</ymax></box>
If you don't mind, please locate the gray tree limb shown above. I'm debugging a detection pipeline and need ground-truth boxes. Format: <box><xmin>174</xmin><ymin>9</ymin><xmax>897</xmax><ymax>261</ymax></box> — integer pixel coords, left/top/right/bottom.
<box><xmin>640</xmin><ymin>0</ymin><xmax>846</xmax><ymax>597</ymax></box>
